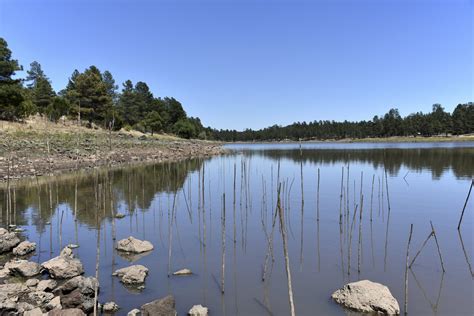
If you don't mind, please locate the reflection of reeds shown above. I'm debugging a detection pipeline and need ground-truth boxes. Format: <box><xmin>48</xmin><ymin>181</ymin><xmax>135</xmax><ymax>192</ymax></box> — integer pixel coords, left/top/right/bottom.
<box><xmin>221</xmin><ymin>193</ymin><xmax>226</xmax><ymax>294</ymax></box>
<box><xmin>276</xmin><ymin>184</ymin><xmax>296</xmax><ymax>316</ymax></box>
<box><xmin>404</xmin><ymin>224</ymin><xmax>413</xmax><ymax>315</ymax></box>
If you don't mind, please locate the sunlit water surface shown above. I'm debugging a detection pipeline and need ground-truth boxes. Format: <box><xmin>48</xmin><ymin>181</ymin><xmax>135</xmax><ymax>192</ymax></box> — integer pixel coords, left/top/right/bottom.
<box><xmin>1</xmin><ymin>142</ymin><xmax>473</xmax><ymax>315</ymax></box>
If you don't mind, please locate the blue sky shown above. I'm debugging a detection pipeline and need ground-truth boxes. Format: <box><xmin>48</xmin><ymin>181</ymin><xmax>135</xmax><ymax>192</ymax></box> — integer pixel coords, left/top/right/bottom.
<box><xmin>1</xmin><ymin>0</ymin><xmax>472</xmax><ymax>130</ymax></box>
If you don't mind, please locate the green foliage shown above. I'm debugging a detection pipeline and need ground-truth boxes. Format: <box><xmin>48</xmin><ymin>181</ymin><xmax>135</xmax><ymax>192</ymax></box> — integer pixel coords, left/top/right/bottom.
<box><xmin>142</xmin><ymin>111</ymin><xmax>163</xmax><ymax>135</ymax></box>
<box><xmin>45</xmin><ymin>96</ymin><xmax>70</xmax><ymax>122</ymax></box>
<box><xmin>0</xmin><ymin>37</ymin><xmax>26</xmax><ymax>120</ymax></box>
<box><xmin>173</xmin><ymin>118</ymin><xmax>197</xmax><ymax>139</ymax></box>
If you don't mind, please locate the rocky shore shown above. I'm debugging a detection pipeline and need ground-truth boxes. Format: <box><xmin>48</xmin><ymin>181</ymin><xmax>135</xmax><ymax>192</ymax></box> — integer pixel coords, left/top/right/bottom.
<box><xmin>0</xmin><ymin>119</ymin><xmax>226</xmax><ymax>182</ymax></box>
<box><xmin>0</xmin><ymin>228</ymin><xmax>207</xmax><ymax>315</ymax></box>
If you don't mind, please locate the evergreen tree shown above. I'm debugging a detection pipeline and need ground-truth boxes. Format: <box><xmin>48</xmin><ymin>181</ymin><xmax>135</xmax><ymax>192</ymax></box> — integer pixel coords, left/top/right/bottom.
<box><xmin>0</xmin><ymin>37</ymin><xmax>26</xmax><ymax>120</ymax></box>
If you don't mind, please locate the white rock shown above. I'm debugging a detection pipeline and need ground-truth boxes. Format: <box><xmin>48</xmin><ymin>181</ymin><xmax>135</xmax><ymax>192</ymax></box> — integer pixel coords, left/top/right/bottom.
<box><xmin>113</xmin><ymin>265</ymin><xmax>149</xmax><ymax>284</ymax></box>
<box><xmin>46</xmin><ymin>296</ymin><xmax>62</xmax><ymax>310</ymax></box>
<box><xmin>188</xmin><ymin>304</ymin><xmax>208</xmax><ymax>316</ymax></box>
<box><xmin>173</xmin><ymin>268</ymin><xmax>192</xmax><ymax>276</ymax></box>
<box><xmin>127</xmin><ymin>308</ymin><xmax>141</xmax><ymax>316</ymax></box>
<box><xmin>103</xmin><ymin>301</ymin><xmax>120</xmax><ymax>312</ymax></box>
<box><xmin>332</xmin><ymin>280</ymin><xmax>400</xmax><ymax>315</ymax></box>
<box><xmin>13</xmin><ymin>240</ymin><xmax>37</xmax><ymax>256</ymax></box>
<box><xmin>116</xmin><ymin>237</ymin><xmax>154</xmax><ymax>253</ymax></box>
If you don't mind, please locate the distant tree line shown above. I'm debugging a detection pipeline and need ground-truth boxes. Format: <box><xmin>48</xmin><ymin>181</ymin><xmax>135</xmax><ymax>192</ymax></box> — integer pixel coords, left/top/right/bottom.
<box><xmin>208</xmin><ymin>105</ymin><xmax>473</xmax><ymax>141</ymax></box>
<box><xmin>1</xmin><ymin>37</ymin><xmax>472</xmax><ymax>141</ymax></box>
<box><xmin>0</xmin><ymin>37</ymin><xmax>206</xmax><ymax>139</ymax></box>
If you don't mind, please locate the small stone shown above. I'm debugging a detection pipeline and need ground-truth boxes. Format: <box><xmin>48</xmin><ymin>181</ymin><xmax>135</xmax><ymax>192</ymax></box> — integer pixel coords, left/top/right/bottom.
<box><xmin>127</xmin><ymin>308</ymin><xmax>141</xmax><ymax>316</ymax></box>
<box><xmin>115</xmin><ymin>213</ymin><xmax>126</xmax><ymax>219</ymax></box>
<box><xmin>173</xmin><ymin>268</ymin><xmax>192</xmax><ymax>276</ymax></box>
<box><xmin>13</xmin><ymin>240</ymin><xmax>37</xmax><ymax>256</ymax></box>
<box><xmin>116</xmin><ymin>237</ymin><xmax>154</xmax><ymax>253</ymax></box>
<box><xmin>188</xmin><ymin>304</ymin><xmax>208</xmax><ymax>316</ymax></box>
<box><xmin>37</xmin><ymin>279</ymin><xmax>57</xmax><ymax>292</ymax></box>
<box><xmin>67</xmin><ymin>244</ymin><xmax>79</xmax><ymax>249</ymax></box>
<box><xmin>103</xmin><ymin>301</ymin><xmax>120</xmax><ymax>312</ymax></box>
<box><xmin>26</xmin><ymin>278</ymin><xmax>39</xmax><ymax>287</ymax></box>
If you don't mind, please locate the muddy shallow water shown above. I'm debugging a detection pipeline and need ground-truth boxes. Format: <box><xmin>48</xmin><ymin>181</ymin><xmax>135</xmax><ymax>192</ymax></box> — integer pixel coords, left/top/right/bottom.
<box><xmin>1</xmin><ymin>142</ymin><xmax>473</xmax><ymax>315</ymax></box>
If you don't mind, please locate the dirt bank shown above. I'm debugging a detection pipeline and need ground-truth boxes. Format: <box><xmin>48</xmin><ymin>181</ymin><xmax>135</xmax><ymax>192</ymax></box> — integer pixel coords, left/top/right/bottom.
<box><xmin>0</xmin><ymin>118</ymin><xmax>226</xmax><ymax>182</ymax></box>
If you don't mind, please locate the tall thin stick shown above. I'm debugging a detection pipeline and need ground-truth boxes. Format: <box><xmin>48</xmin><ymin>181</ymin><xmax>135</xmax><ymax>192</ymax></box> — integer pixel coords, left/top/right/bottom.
<box><xmin>277</xmin><ymin>184</ymin><xmax>295</xmax><ymax>316</ymax></box>
<box><xmin>317</xmin><ymin>168</ymin><xmax>320</xmax><ymax>222</ymax></box>
<box><xmin>370</xmin><ymin>174</ymin><xmax>375</xmax><ymax>222</ymax></box>
<box><xmin>430</xmin><ymin>221</ymin><xmax>445</xmax><ymax>272</ymax></box>
<box><xmin>358</xmin><ymin>195</ymin><xmax>364</xmax><ymax>274</ymax></box>
<box><xmin>339</xmin><ymin>167</ymin><xmax>344</xmax><ymax>224</ymax></box>
<box><xmin>221</xmin><ymin>193</ymin><xmax>226</xmax><ymax>294</ymax></box>
<box><xmin>409</xmin><ymin>231</ymin><xmax>433</xmax><ymax>268</ymax></box>
<box><xmin>404</xmin><ymin>224</ymin><xmax>413</xmax><ymax>315</ymax></box>
<box><xmin>457</xmin><ymin>180</ymin><xmax>473</xmax><ymax>230</ymax></box>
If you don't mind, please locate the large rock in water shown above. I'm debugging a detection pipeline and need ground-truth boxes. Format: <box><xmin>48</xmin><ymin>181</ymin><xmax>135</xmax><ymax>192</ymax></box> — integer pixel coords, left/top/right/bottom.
<box><xmin>332</xmin><ymin>280</ymin><xmax>400</xmax><ymax>315</ymax></box>
<box><xmin>42</xmin><ymin>247</ymin><xmax>84</xmax><ymax>279</ymax></box>
<box><xmin>116</xmin><ymin>236</ymin><xmax>154</xmax><ymax>253</ymax></box>
<box><xmin>141</xmin><ymin>295</ymin><xmax>177</xmax><ymax>316</ymax></box>
<box><xmin>188</xmin><ymin>304</ymin><xmax>208</xmax><ymax>316</ymax></box>
<box><xmin>0</xmin><ymin>227</ymin><xmax>21</xmax><ymax>253</ymax></box>
<box><xmin>13</xmin><ymin>240</ymin><xmax>37</xmax><ymax>256</ymax></box>
<box><xmin>113</xmin><ymin>265</ymin><xmax>149</xmax><ymax>284</ymax></box>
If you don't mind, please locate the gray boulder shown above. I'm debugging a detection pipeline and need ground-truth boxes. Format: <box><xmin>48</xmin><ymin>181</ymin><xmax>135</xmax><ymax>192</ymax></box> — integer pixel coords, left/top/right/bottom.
<box><xmin>5</xmin><ymin>259</ymin><xmax>42</xmax><ymax>277</ymax></box>
<box><xmin>332</xmin><ymin>280</ymin><xmax>400</xmax><ymax>315</ymax></box>
<box><xmin>102</xmin><ymin>301</ymin><xmax>120</xmax><ymax>313</ymax></box>
<box><xmin>141</xmin><ymin>295</ymin><xmax>177</xmax><ymax>316</ymax></box>
<box><xmin>113</xmin><ymin>265</ymin><xmax>148</xmax><ymax>284</ymax></box>
<box><xmin>42</xmin><ymin>248</ymin><xmax>84</xmax><ymax>279</ymax></box>
<box><xmin>13</xmin><ymin>240</ymin><xmax>37</xmax><ymax>256</ymax></box>
<box><xmin>0</xmin><ymin>228</ymin><xmax>21</xmax><ymax>253</ymax></box>
<box><xmin>116</xmin><ymin>236</ymin><xmax>154</xmax><ymax>253</ymax></box>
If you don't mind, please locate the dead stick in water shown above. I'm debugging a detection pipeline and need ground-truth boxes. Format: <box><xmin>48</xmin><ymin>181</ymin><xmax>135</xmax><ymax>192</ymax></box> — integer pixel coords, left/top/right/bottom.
<box><xmin>338</xmin><ymin>167</ymin><xmax>344</xmax><ymax>224</ymax></box>
<box><xmin>317</xmin><ymin>168</ymin><xmax>320</xmax><ymax>222</ymax></box>
<box><xmin>358</xmin><ymin>195</ymin><xmax>364</xmax><ymax>274</ymax></box>
<box><xmin>370</xmin><ymin>174</ymin><xmax>375</xmax><ymax>222</ymax></box>
<box><xmin>404</xmin><ymin>224</ymin><xmax>413</xmax><ymax>315</ymax></box>
<box><xmin>430</xmin><ymin>221</ymin><xmax>445</xmax><ymax>272</ymax></box>
<box><xmin>277</xmin><ymin>184</ymin><xmax>296</xmax><ymax>316</ymax></box>
<box><xmin>409</xmin><ymin>231</ymin><xmax>433</xmax><ymax>268</ymax></box>
<box><xmin>457</xmin><ymin>179</ymin><xmax>473</xmax><ymax>230</ymax></box>
<box><xmin>348</xmin><ymin>204</ymin><xmax>359</xmax><ymax>275</ymax></box>
<box><xmin>221</xmin><ymin>193</ymin><xmax>226</xmax><ymax>293</ymax></box>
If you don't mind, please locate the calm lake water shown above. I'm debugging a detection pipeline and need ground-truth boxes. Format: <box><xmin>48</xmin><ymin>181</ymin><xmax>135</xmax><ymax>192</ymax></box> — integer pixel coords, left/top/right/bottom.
<box><xmin>1</xmin><ymin>142</ymin><xmax>473</xmax><ymax>315</ymax></box>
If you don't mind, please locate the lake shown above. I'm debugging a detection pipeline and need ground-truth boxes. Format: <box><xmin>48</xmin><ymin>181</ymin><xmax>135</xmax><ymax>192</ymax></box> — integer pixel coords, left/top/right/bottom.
<box><xmin>1</xmin><ymin>142</ymin><xmax>473</xmax><ymax>315</ymax></box>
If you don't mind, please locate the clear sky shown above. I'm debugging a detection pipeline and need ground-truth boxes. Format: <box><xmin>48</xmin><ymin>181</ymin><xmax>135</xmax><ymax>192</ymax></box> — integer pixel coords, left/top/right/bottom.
<box><xmin>1</xmin><ymin>0</ymin><xmax>472</xmax><ymax>130</ymax></box>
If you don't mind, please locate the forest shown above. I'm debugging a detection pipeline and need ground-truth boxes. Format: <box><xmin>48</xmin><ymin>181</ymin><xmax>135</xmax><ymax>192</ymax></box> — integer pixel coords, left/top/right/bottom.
<box><xmin>1</xmin><ymin>37</ymin><xmax>472</xmax><ymax>141</ymax></box>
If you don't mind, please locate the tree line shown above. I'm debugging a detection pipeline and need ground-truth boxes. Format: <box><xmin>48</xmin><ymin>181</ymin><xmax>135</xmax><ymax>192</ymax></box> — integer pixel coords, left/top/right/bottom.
<box><xmin>208</xmin><ymin>105</ymin><xmax>473</xmax><ymax>142</ymax></box>
<box><xmin>1</xmin><ymin>37</ymin><xmax>472</xmax><ymax>141</ymax></box>
<box><xmin>0</xmin><ymin>37</ymin><xmax>206</xmax><ymax>139</ymax></box>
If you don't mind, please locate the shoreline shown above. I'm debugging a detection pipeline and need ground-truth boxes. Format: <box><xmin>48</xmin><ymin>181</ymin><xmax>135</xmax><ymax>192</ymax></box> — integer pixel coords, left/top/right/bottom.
<box><xmin>224</xmin><ymin>135</ymin><xmax>474</xmax><ymax>144</ymax></box>
<box><xmin>0</xmin><ymin>120</ymin><xmax>226</xmax><ymax>182</ymax></box>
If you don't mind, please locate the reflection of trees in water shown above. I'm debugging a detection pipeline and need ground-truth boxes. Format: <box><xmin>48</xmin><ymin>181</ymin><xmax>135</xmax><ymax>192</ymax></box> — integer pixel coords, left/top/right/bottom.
<box><xmin>0</xmin><ymin>159</ymin><xmax>205</xmax><ymax>231</ymax></box>
<box><xmin>241</xmin><ymin>148</ymin><xmax>474</xmax><ymax>179</ymax></box>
